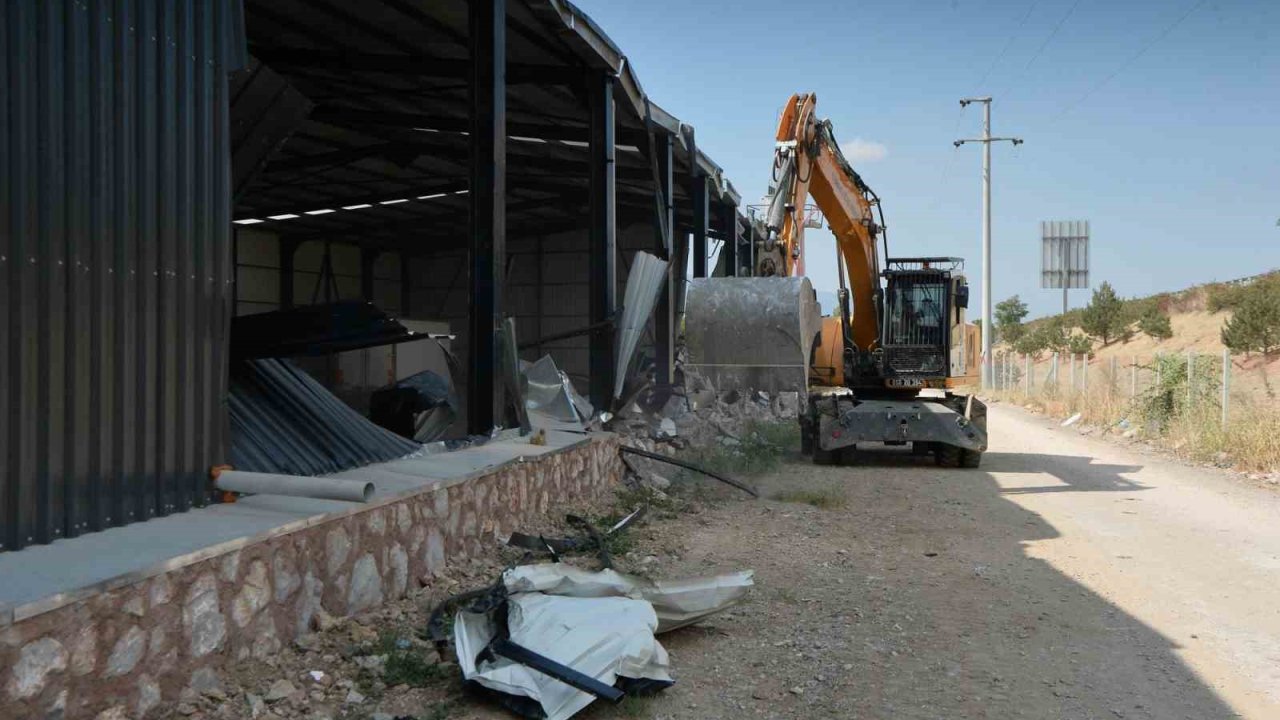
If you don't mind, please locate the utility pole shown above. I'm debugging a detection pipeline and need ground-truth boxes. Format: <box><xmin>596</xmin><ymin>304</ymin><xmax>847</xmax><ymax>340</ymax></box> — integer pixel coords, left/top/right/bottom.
<box><xmin>955</xmin><ymin>97</ymin><xmax>1022</xmax><ymax>389</ymax></box>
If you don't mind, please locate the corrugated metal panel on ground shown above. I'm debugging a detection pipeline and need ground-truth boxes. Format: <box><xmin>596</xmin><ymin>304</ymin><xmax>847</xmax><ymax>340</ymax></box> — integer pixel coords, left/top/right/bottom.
<box><xmin>1</xmin><ymin>0</ymin><xmax>246</xmax><ymax>552</ymax></box>
<box><xmin>228</xmin><ymin>359</ymin><xmax>421</xmax><ymax>477</ymax></box>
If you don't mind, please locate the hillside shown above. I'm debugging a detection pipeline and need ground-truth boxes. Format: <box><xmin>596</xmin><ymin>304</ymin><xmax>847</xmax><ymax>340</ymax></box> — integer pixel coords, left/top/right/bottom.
<box><xmin>999</xmin><ymin>272</ymin><xmax>1280</xmax><ymax>399</ymax></box>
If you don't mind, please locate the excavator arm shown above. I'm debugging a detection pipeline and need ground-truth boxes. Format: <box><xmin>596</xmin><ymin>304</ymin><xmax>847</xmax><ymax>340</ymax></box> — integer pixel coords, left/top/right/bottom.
<box><xmin>762</xmin><ymin>93</ymin><xmax>885</xmax><ymax>353</ymax></box>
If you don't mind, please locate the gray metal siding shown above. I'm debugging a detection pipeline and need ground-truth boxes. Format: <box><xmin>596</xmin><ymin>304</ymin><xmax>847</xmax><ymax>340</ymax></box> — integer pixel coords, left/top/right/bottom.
<box><xmin>1</xmin><ymin>0</ymin><xmax>245</xmax><ymax>552</ymax></box>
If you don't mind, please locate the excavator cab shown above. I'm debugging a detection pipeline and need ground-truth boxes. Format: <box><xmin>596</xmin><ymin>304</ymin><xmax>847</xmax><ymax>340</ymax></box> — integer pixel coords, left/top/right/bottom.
<box><xmin>879</xmin><ymin>258</ymin><xmax>969</xmax><ymax>390</ymax></box>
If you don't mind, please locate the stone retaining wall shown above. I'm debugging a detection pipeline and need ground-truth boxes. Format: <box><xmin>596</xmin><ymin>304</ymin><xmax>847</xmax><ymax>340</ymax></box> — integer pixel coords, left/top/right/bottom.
<box><xmin>1</xmin><ymin>436</ymin><xmax>621</xmax><ymax>720</ymax></box>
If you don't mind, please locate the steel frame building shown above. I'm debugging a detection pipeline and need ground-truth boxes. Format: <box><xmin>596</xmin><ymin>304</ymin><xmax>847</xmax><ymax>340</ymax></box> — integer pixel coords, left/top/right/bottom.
<box><xmin>1</xmin><ymin>0</ymin><xmax>761</xmax><ymax>551</ymax></box>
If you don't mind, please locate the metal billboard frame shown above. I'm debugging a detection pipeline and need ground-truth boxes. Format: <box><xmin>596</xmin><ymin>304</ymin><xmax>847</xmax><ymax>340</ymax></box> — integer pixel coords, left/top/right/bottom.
<box><xmin>1041</xmin><ymin>220</ymin><xmax>1090</xmax><ymax>312</ymax></box>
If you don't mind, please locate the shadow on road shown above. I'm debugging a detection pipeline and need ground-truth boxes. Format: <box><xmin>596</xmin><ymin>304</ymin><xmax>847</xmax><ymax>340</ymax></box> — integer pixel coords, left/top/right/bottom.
<box><xmin>983</xmin><ymin>450</ymin><xmax>1148</xmax><ymax>494</ymax></box>
<box><xmin>658</xmin><ymin>451</ymin><xmax>1245</xmax><ymax>719</ymax></box>
<box><xmin>817</xmin><ymin>444</ymin><xmax>1148</xmax><ymax>494</ymax></box>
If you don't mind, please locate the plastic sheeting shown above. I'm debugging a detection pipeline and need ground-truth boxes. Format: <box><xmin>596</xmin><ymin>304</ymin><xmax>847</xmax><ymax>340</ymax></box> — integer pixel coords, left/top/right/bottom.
<box><xmin>457</xmin><ymin>564</ymin><xmax>753</xmax><ymax>720</ymax></box>
<box><xmin>614</xmin><ymin>252</ymin><xmax>670</xmax><ymax>399</ymax></box>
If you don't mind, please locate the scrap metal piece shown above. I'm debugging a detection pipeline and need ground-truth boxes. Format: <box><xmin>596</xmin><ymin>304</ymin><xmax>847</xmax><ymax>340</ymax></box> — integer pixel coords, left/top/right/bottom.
<box><xmin>619</xmin><ymin>446</ymin><xmax>759</xmax><ymax>497</ymax></box>
<box><xmin>523</xmin><ymin>355</ymin><xmax>594</xmax><ymax>431</ymax></box>
<box><xmin>614</xmin><ymin>251</ymin><xmax>669</xmax><ymax>399</ymax></box>
<box><xmin>502</xmin><ymin>564</ymin><xmax>755</xmax><ymax>634</ymax></box>
<box><xmin>487</xmin><ymin>639</ymin><xmax>625</xmax><ymax>702</ymax></box>
<box><xmin>506</xmin><ymin>507</ymin><xmax>647</xmax><ymax>566</ymax></box>
<box><xmin>456</xmin><ymin>592</ymin><xmax>671</xmax><ymax>720</ymax></box>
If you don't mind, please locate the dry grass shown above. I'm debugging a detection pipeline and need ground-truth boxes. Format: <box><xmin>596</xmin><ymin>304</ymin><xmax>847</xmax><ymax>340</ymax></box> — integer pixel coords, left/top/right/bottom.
<box><xmin>989</xmin><ymin>369</ymin><xmax>1280</xmax><ymax>473</ymax></box>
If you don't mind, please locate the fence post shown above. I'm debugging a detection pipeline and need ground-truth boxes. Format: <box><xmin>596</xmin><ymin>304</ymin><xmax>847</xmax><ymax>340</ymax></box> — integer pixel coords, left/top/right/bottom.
<box><xmin>1221</xmin><ymin>348</ymin><xmax>1230</xmax><ymax>428</ymax></box>
<box><xmin>1070</xmin><ymin>353</ymin><xmax>1076</xmax><ymax>392</ymax></box>
<box><xmin>1155</xmin><ymin>352</ymin><xmax>1162</xmax><ymax>388</ymax></box>
<box><xmin>1082</xmin><ymin>354</ymin><xmax>1089</xmax><ymax>391</ymax></box>
<box><xmin>1052</xmin><ymin>352</ymin><xmax>1059</xmax><ymax>388</ymax></box>
<box><xmin>1025</xmin><ymin>354</ymin><xmax>1031</xmax><ymax>397</ymax></box>
<box><xmin>1110</xmin><ymin>356</ymin><xmax>1117</xmax><ymax>396</ymax></box>
<box><xmin>1187</xmin><ymin>351</ymin><xmax>1194</xmax><ymax>407</ymax></box>
<box><xmin>1130</xmin><ymin>355</ymin><xmax>1137</xmax><ymax>399</ymax></box>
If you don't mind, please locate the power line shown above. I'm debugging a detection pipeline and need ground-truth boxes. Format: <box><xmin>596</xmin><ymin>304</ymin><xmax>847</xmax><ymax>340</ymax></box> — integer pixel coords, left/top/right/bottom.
<box><xmin>1047</xmin><ymin>0</ymin><xmax>1208</xmax><ymax>125</ymax></box>
<box><xmin>973</xmin><ymin>0</ymin><xmax>1043</xmax><ymax>93</ymax></box>
<box><xmin>1001</xmin><ymin>0</ymin><xmax>1084</xmax><ymax>100</ymax></box>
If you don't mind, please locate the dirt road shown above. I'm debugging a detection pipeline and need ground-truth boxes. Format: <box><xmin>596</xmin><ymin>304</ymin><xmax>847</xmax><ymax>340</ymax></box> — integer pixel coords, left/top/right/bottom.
<box><xmin>214</xmin><ymin>404</ymin><xmax>1280</xmax><ymax>720</ymax></box>
<box><xmin>610</xmin><ymin>403</ymin><xmax>1280</xmax><ymax>720</ymax></box>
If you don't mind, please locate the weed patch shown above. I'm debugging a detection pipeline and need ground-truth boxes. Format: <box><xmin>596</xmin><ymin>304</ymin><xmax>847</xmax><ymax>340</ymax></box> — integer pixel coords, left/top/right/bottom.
<box><xmin>771</xmin><ymin>488</ymin><xmax>847</xmax><ymax>509</ymax></box>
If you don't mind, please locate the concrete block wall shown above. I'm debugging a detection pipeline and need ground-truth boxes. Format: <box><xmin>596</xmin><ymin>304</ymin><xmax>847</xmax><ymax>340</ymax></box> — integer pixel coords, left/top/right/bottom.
<box><xmin>0</xmin><ymin>437</ymin><xmax>622</xmax><ymax>720</ymax></box>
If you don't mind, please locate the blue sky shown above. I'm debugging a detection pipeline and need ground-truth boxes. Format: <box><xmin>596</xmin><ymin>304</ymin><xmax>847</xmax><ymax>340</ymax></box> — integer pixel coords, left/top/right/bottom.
<box><xmin>577</xmin><ymin>0</ymin><xmax>1279</xmax><ymax>319</ymax></box>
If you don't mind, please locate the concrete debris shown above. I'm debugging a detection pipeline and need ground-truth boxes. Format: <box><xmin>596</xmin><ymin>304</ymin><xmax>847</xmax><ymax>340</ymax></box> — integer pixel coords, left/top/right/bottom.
<box><xmin>1061</xmin><ymin>413</ymin><xmax>1083</xmax><ymax>428</ymax></box>
<box><xmin>613</xmin><ymin>351</ymin><xmax>803</xmax><ymax>449</ymax></box>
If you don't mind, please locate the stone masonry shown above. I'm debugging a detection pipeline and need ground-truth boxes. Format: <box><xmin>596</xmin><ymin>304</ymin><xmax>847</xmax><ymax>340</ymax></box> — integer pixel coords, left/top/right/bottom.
<box><xmin>0</xmin><ymin>436</ymin><xmax>621</xmax><ymax>720</ymax></box>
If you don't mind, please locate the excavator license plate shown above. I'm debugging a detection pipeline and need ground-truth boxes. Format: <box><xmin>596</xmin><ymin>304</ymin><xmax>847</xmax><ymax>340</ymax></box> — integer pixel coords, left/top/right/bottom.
<box><xmin>886</xmin><ymin>377</ymin><xmax>925</xmax><ymax>389</ymax></box>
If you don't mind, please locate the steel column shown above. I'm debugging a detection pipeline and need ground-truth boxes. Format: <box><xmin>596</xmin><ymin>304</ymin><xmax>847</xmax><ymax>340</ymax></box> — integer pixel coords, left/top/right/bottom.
<box><xmin>360</xmin><ymin>248</ymin><xmax>378</xmax><ymax>301</ymax></box>
<box><xmin>720</xmin><ymin>203</ymin><xmax>738</xmax><ymax>277</ymax></box>
<box><xmin>587</xmin><ymin>72</ymin><xmax>617</xmax><ymax>409</ymax></box>
<box><xmin>279</xmin><ymin>238</ymin><xmax>298</xmax><ymax>309</ymax></box>
<box><xmin>399</xmin><ymin>251</ymin><xmax>413</xmax><ymax>314</ymax></box>
<box><xmin>467</xmin><ymin>0</ymin><xmax>506</xmax><ymax>434</ymax></box>
<box><xmin>652</xmin><ymin>133</ymin><xmax>675</xmax><ymax>386</ymax></box>
<box><xmin>691</xmin><ymin>176</ymin><xmax>708</xmax><ymax>278</ymax></box>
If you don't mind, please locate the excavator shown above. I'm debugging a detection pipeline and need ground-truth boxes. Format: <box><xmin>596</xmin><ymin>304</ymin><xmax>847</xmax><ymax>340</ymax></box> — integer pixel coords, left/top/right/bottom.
<box><xmin>685</xmin><ymin>93</ymin><xmax>987</xmax><ymax>467</ymax></box>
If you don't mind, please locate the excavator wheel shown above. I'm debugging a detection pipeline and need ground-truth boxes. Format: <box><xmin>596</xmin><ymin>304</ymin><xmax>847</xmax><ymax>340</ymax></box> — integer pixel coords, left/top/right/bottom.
<box><xmin>813</xmin><ymin>446</ymin><xmax>838</xmax><ymax>466</ymax></box>
<box><xmin>960</xmin><ymin>449</ymin><xmax>983</xmax><ymax>468</ymax></box>
<box><xmin>934</xmin><ymin>444</ymin><xmax>963</xmax><ymax>468</ymax></box>
<box><xmin>837</xmin><ymin>444</ymin><xmax>858</xmax><ymax>466</ymax></box>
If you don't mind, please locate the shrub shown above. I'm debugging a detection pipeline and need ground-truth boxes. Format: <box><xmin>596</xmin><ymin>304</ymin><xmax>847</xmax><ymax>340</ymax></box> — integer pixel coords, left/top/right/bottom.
<box><xmin>1221</xmin><ymin>283</ymin><xmax>1280</xmax><ymax>355</ymax></box>
<box><xmin>1137</xmin><ymin>353</ymin><xmax>1221</xmax><ymax>429</ymax></box>
<box><xmin>1012</xmin><ymin>330</ymin><xmax>1046</xmax><ymax>357</ymax></box>
<box><xmin>1138</xmin><ymin>308</ymin><xmax>1174</xmax><ymax>340</ymax></box>
<box><xmin>1034</xmin><ymin>317</ymin><xmax>1069</xmax><ymax>352</ymax></box>
<box><xmin>1206</xmin><ymin>282</ymin><xmax>1245</xmax><ymax>312</ymax></box>
<box><xmin>1066</xmin><ymin>334</ymin><xmax>1093</xmax><ymax>356</ymax></box>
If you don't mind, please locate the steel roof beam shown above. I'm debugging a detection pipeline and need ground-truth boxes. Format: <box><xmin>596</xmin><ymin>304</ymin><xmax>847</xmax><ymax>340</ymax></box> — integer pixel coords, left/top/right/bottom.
<box><xmin>250</xmin><ymin>45</ymin><xmax>580</xmax><ymax>86</ymax></box>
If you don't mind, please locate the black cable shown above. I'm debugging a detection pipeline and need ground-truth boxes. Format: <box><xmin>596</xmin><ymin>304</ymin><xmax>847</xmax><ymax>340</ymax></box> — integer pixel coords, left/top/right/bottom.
<box><xmin>619</xmin><ymin>446</ymin><xmax>759</xmax><ymax>497</ymax></box>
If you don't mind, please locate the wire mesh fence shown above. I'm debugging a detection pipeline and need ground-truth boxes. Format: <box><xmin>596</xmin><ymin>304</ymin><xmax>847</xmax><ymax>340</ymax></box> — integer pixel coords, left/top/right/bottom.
<box><xmin>989</xmin><ymin>348</ymin><xmax>1243</xmax><ymax>428</ymax></box>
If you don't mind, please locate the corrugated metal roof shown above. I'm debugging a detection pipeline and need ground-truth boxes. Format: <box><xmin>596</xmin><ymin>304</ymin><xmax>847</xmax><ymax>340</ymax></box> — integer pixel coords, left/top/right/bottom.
<box><xmin>228</xmin><ymin>359</ymin><xmax>421</xmax><ymax>476</ymax></box>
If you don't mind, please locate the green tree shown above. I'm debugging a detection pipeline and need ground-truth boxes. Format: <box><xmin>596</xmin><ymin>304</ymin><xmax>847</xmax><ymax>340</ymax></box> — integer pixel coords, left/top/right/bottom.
<box><xmin>1138</xmin><ymin>307</ymin><xmax>1174</xmax><ymax>340</ymax></box>
<box><xmin>994</xmin><ymin>295</ymin><xmax>1029</xmax><ymax>344</ymax></box>
<box><xmin>1221</xmin><ymin>285</ymin><xmax>1280</xmax><ymax>355</ymax></box>
<box><xmin>1034</xmin><ymin>317</ymin><xmax>1069</xmax><ymax>353</ymax></box>
<box><xmin>1081</xmin><ymin>281</ymin><xmax>1124</xmax><ymax>345</ymax></box>
<box><xmin>1012</xmin><ymin>330</ymin><xmax>1046</xmax><ymax>358</ymax></box>
<box><xmin>1066</xmin><ymin>334</ymin><xmax>1093</xmax><ymax>356</ymax></box>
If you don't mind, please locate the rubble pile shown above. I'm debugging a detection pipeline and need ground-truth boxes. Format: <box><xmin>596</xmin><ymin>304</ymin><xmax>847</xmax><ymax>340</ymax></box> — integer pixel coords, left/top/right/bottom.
<box><xmin>613</xmin><ymin>353</ymin><xmax>803</xmax><ymax>450</ymax></box>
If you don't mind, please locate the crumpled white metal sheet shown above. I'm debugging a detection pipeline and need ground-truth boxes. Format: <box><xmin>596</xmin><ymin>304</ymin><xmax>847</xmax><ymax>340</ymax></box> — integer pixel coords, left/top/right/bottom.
<box><xmin>456</xmin><ymin>564</ymin><xmax>753</xmax><ymax>719</ymax></box>
<box><xmin>503</xmin><ymin>563</ymin><xmax>755</xmax><ymax>633</ymax></box>
<box><xmin>457</xmin><ymin>593</ymin><xmax>670</xmax><ymax>720</ymax></box>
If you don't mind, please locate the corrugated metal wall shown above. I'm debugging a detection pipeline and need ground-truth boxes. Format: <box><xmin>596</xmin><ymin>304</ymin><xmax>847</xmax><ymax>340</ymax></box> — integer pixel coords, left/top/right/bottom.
<box><xmin>1</xmin><ymin>0</ymin><xmax>246</xmax><ymax>552</ymax></box>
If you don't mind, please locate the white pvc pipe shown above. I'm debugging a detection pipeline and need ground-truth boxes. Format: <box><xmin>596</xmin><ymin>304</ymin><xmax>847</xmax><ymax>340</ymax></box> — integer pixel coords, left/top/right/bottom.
<box><xmin>215</xmin><ymin>470</ymin><xmax>374</xmax><ymax>503</ymax></box>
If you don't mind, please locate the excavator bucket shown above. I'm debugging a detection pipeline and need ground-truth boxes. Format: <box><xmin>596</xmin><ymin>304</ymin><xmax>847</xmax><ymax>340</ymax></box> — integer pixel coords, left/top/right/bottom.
<box><xmin>683</xmin><ymin>277</ymin><xmax>823</xmax><ymax>395</ymax></box>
